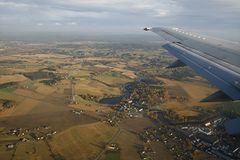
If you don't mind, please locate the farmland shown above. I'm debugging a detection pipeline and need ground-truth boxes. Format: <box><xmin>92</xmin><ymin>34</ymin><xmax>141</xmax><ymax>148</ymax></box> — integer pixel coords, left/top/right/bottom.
<box><xmin>0</xmin><ymin>40</ymin><xmax>233</xmax><ymax>160</ymax></box>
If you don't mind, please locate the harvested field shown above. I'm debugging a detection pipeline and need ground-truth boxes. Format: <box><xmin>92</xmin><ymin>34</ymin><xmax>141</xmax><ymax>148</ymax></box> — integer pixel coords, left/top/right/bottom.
<box><xmin>94</xmin><ymin>64</ymin><xmax>136</xmax><ymax>79</ymax></box>
<box><xmin>0</xmin><ymin>110</ymin><xmax>98</xmax><ymax>131</ymax></box>
<box><xmin>120</xmin><ymin>117</ymin><xmax>155</xmax><ymax>133</ymax></box>
<box><xmin>157</xmin><ymin>77</ymin><xmax>217</xmax><ymax>117</ymax></box>
<box><xmin>114</xmin><ymin>130</ymin><xmax>141</xmax><ymax>160</ymax></box>
<box><xmin>75</xmin><ymin>79</ymin><xmax>121</xmax><ymax>97</ymax></box>
<box><xmin>0</xmin><ymin>75</ymin><xmax>28</xmax><ymax>84</ymax></box>
<box><xmin>50</xmin><ymin>122</ymin><xmax>117</xmax><ymax>160</ymax></box>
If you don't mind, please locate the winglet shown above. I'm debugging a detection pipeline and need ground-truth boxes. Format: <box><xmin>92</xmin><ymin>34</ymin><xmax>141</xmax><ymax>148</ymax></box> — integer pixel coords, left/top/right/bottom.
<box><xmin>167</xmin><ymin>59</ymin><xmax>186</xmax><ymax>68</ymax></box>
<box><xmin>201</xmin><ymin>90</ymin><xmax>232</xmax><ymax>102</ymax></box>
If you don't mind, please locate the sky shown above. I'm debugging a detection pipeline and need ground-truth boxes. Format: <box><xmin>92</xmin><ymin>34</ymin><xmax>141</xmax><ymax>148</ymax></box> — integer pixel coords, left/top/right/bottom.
<box><xmin>0</xmin><ymin>0</ymin><xmax>240</xmax><ymax>40</ymax></box>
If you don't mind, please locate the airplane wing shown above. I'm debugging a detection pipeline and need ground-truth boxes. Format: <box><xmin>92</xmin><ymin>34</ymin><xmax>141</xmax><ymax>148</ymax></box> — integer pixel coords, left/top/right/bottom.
<box><xmin>144</xmin><ymin>27</ymin><xmax>240</xmax><ymax>101</ymax></box>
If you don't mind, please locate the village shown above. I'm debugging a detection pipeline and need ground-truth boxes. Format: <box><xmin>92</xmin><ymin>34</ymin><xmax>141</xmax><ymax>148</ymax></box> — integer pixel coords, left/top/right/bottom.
<box><xmin>1</xmin><ymin>125</ymin><xmax>57</xmax><ymax>151</ymax></box>
<box><xmin>96</xmin><ymin>74</ymin><xmax>240</xmax><ymax>160</ymax></box>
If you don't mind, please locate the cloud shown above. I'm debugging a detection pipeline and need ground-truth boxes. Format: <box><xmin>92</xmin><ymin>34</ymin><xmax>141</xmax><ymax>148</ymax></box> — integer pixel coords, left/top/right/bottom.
<box><xmin>0</xmin><ymin>1</ymin><xmax>32</xmax><ymax>8</ymax></box>
<box><xmin>37</xmin><ymin>23</ymin><xmax>44</xmax><ymax>26</ymax></box>
<box><xmin>69</xmin><ymin>22</ymin><xmax>77</xmax><ymax>25</ymax></box>
<box><xmin>0</xmin><ymin>0</ymin><xmax>240</xmax><ymax>40</ymax></box>
<box><xmin>55</xmin><ymin>22</ymin><xmax>62</xmax><ymax>26</ymax></box>
<box><xmin>48</xmin><ymin>9</ymin><xmax>109</xmax><ymax>19</ymax></box>
<box><xmin>154</xmin><ymin>10</ymin><xmax>168</xmax><ymax>17</ymax></box>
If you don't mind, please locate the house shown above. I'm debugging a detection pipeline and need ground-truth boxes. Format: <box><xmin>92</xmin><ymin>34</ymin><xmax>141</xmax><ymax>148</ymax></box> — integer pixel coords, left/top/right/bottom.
<box><xmin>106</xmin><ymin>143</ymin><xmax>119</xmax><ymax>151</ymax></box>
<box><xmin>6</xmin><ymin>144</ymin><xmax>15</xmax><ymax>149</ymax></box>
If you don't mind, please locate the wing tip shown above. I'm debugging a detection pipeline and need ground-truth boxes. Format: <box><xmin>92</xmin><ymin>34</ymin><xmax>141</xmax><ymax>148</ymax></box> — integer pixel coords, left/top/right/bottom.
<box><xmin>143</xmin><ymin>27</ymin><xmax>152</xmax><ymax>31</ymax></box>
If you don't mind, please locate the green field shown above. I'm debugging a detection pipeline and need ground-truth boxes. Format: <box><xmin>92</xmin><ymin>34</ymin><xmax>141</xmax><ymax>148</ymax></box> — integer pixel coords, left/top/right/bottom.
<box><xmin>105</xmin><ymin>152</ymin><xmax>121</xmax><ymax>160</ymax></box>
<box><xmin>18</xmin><ymin>80</ymin><xmax>37</xmax><ymax>91</ymax></box>
<box><xmin>0</xmin><ymin>88</ymin><xmax>24</xmax><ymax>102</ymax></box>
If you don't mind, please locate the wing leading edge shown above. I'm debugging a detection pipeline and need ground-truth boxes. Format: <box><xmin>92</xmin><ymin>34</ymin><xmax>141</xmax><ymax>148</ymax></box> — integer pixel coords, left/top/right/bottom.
<box><xmin>144</xmin><ymin>27</ymin><xmax>240</xmax><ymax>101</ymax></box>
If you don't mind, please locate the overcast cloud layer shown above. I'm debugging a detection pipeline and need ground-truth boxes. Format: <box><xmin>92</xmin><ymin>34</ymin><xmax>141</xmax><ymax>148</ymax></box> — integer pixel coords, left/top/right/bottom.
<box><xmin>0</xmin><ymin>0</ymin><xmax>240</xmax><ymax>40</ymax></box>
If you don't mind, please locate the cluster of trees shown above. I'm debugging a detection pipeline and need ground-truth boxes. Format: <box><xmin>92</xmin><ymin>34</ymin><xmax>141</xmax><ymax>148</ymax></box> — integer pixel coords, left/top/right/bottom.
<box><xmin>1</xmin><ymin>100</ymin><xmax>14</xmax><ymax>110</ymax></box>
